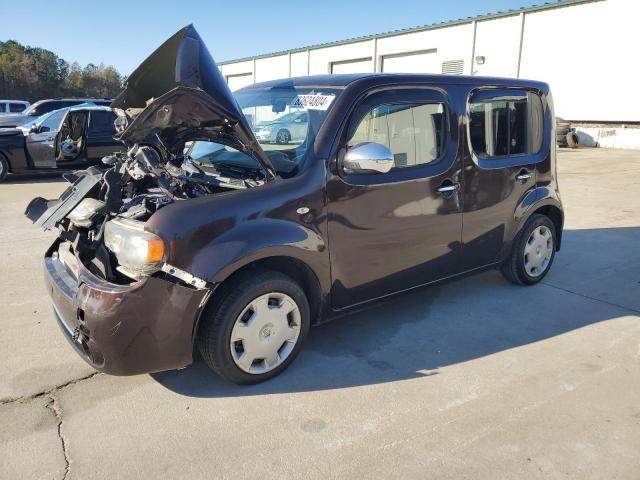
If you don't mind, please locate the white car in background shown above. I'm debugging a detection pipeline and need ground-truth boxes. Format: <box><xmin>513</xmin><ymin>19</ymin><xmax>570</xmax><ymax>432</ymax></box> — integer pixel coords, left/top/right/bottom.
<box><xmin>0</xmin><ymin>100</ymin><xmax>30</xmax><ymax>115</ymax></box>
<box><xmin>253</xmin><ymin>110</ymin><xmax>308</xmax><ymax>144</ymax></box>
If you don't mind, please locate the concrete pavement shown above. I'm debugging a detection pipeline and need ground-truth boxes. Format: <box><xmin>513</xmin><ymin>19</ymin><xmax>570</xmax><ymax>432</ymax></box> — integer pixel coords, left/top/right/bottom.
<box><xmin>1</xmin><ymin>149</ymin><xmax>639</xmax><ymax>479</ymax></box>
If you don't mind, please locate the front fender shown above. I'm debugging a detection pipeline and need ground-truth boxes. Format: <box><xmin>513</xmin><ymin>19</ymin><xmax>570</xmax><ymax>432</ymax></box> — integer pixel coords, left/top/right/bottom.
<box><xmin>148</xmin><ymin>194</ymin><xmax>331</xmax><ymax>293</ymax></box>
<box><xmin>195</xmin><ymin>219</ymin><xmax>329</xmax><ymax>289</ymax></box>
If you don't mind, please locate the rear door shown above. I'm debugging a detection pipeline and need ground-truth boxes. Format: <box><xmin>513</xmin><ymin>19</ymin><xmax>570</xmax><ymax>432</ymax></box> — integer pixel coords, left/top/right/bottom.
<box><xmin>84</xmin><ymin>110</ymin><xmax>122</xmax><ymax>161</ymax></box>
<box><xmin>25</xmin><ymin>110</ymin><xmax>67</xmax><ymax>168</ymax></box>
<box><xmin>461</xmin><ymin>88</ymin><xmax>545</xmax><ymax>268</ymax></box>
<box><xmin>327</xmin><ymin>87</ymin><xmax>464</xmax><ymax>308</ymax></box>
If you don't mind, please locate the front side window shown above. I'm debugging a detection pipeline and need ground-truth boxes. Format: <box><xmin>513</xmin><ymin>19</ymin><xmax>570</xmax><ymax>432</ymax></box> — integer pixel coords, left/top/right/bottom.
<box><xmin>469</xmin><ymin>91</ymin><xmax>543</xmax><ymax>157</ymax></box>
<box><xmin>348</xmin><ymin>102</ymin><xmax>446</xmax><ymax>169</ymax></box>
<box><xmin>38</xmin><ymin>110</ymin><xmax>66</xmax><ymax>133</ymax></box>
<box><xmin>0</xmin><ymin>103</ymin><xmax>5</xmax><ymax>112</ymax></box>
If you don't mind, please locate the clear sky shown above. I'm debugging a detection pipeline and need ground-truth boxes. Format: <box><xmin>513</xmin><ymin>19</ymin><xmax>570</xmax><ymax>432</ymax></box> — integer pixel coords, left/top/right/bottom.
<box><xmin>2</xmin><ymin>0</ymin><xmax>541</xmax><ymax>76</ymax></box>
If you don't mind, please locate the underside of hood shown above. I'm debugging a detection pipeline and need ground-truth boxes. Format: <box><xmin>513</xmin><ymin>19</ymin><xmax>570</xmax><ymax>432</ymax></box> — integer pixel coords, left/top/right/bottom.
<box><xmin>111</xmin><ymin>25</ymin><xmax>275</xmax><ymax>178</ymax></box>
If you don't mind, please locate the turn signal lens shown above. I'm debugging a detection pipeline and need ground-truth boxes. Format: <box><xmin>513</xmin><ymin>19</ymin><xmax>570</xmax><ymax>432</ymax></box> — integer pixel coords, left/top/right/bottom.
<box><xmin>146</xmin><ymin>239</ymin><xmax>165</xmax><ymax>263</ymax></box>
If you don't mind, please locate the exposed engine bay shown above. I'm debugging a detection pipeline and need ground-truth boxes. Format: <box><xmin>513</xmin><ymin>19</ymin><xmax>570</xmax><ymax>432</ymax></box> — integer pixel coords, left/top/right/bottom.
<box><xmin>99</xmin><ymin>142</ymin><xmax>265</xmax><ymax>221</ymax></box>
<box><xmin>26</xmin><ymin>140</ymin><xmax>266</xmax><ymax>285</ymax></box>
<box><xmin>25</xmin><ymin>24</ymin><xmax>284</xmax><ymax>288</ymax></box>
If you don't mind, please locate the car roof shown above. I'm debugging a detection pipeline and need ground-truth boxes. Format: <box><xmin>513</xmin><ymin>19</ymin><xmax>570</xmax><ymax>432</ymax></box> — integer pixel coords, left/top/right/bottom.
<box><xmin>65</xmin><ymin>104</ymin><xmax>113</xmax><ymax>112</ymax></box>
<box><xmin>0</xmin><ymin>100</ymin><xmax>30</xmax><ymax>104</ymax></box>
<box><xmin>31</xmin><ymin>104</ymin><xmax>113</xmax><ymax>123</ymax></box>
<box><xmin>31</xmin><ymin>98</ymin><xmax>112</xmax><ymax>105</ymax></box>
<box><xmin>243</xmin><ymin>73</ymin><xmax>549</xmax><ymax>91</ymax></box>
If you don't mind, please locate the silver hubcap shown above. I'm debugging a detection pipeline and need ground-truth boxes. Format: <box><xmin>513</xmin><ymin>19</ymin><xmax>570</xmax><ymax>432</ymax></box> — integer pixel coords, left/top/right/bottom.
<box><xmin>524</xmin><ymin>225</ymin><xmax>554</xmax><ymax>277</ymax></box>
<box><xmin>230</xmin><ymin>292</ymin><xmax>301</xmax><ymax>375</ymax></box>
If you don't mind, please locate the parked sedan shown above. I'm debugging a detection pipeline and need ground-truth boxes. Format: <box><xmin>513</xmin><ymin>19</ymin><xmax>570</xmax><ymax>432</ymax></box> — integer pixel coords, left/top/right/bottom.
<box><xmin>253</xmin><ymin>110</ymin><xmax>308</xmax><ymax>144</ymax></box>
<box><xmin>0</xmin><ymin>98</ymin><xmax>112</xmax><ymax>128</ymax></box>
<box><xmin>0</xmin><ymin>105</ymin><xmax>124</xmax><ymax>182</ymax></box>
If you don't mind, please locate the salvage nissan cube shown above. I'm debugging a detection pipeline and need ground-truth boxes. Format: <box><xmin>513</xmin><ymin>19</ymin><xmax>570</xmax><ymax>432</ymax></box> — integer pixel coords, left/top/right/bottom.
<box><xmin>26</xmin><ymin>25</ymin><xmax>563</xmax><ymax>384</ymax></box>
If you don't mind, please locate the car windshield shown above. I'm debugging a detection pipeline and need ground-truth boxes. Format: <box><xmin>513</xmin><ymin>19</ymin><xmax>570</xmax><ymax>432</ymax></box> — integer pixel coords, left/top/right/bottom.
<box><xmin>186</xmin><ymin>87</ymin><xmax>341</xmax><ymax>177</ymax></box>
<box><xmin>22</xmin><ymin>102</ymin><xmax>45</xmax><ymax>116</ymax></box>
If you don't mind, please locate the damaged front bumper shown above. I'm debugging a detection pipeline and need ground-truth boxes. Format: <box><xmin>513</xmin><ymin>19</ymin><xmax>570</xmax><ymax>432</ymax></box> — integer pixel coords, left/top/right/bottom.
<box><xmin>45</xmin><ymin>239</ymin><xmax>211</xmax><ymax>375</ymax></box>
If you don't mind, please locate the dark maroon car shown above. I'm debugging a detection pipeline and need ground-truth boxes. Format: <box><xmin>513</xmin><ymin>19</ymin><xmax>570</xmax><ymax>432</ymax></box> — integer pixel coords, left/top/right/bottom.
<box><xmin>27</xmin><ymin>25</ymin><xmax>563</xmax><ymax>384</ymax></box>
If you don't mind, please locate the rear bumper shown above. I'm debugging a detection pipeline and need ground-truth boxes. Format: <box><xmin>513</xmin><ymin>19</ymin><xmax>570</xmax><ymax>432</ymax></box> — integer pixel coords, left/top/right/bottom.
<box><xmin>44</xmin><ymin>240</ymin><xmax>210</xmax><ymax>375</ymax></box>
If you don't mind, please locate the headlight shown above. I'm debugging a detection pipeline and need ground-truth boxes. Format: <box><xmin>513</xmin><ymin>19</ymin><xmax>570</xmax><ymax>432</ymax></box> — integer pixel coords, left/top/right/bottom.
<box><xmin>67</xmin><ymin>198</ymin><xmax>106</xmax><ymax>228</ymax></box>
<box><xmin>104</xmin><ymin>217</ymin><xmax>165</xmax><ymax>279</ymax></box>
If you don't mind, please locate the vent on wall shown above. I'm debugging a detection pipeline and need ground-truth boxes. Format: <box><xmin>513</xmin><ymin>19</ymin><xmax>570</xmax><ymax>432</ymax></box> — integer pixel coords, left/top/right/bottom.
<box><xmin>442</xmin><ymin>60</ymin><xmax>464</xmax><ymax>75</ymax></box>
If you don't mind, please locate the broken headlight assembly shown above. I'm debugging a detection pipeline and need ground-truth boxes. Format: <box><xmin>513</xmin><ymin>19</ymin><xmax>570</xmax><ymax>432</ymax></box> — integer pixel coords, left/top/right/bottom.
<box><xmin>103</xmin><ymin>217</ymin><xmax>165</xmax><ymax>279</ymax></box>
<box><xmin>67</xmin><ymin>198</ymin><xmax>106</xmax><ymax>228</ymax></box>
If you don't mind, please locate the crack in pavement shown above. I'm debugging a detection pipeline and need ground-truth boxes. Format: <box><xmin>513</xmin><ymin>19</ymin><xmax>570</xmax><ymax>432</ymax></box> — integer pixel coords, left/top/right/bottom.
<box><xmin>0</xmin><ymin>371</ymin><xmax>101</xmax><ymax>405</ymax></box>
<box><xmin>1</xmin><ymin>372</ymin><xmax>100</xmax><ymax>480</ymax></box>
<box><xmin>45</xmin><ymin>392</ymin><xmax>70</xmax><ymax>480</ymax></box>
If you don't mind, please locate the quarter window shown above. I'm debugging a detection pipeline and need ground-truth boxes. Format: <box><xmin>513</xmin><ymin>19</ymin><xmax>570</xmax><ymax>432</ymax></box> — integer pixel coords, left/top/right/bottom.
<box><xmin>348</xmin><ymin>102</ymin><xmax>446</xmax><ymax>169</ymax></box>
<box><xmin>469</xmin><ymin>91</ymin><xmax>543</xmax><ymax>157</ymax></box>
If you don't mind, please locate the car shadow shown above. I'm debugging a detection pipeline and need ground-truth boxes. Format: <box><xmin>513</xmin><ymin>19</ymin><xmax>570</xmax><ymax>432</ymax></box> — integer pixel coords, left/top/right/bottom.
<box><xmin>151</xmin><ymin>226</ymin><xmax>640</xmax><ymax>397</ymax></box>
<box><xmin>2</xmin><ymin>173</ymin><xmax>67</xmax><ymax>184</ymax></box>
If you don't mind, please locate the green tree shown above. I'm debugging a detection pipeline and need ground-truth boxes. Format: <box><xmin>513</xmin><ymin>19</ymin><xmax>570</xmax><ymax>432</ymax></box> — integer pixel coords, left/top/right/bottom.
<box><xmin>0</xmin><ymin>39</ymin><xmax>123</xmax><ymax>101</ymax></box>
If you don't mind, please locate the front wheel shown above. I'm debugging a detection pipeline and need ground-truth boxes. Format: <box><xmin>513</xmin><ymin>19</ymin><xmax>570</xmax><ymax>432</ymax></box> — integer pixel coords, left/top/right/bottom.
<box><xmin>275</xmin><ymin>129</ymin><xmax>291</xmax><ymax>144</ymax></box>
<box><xmin>0</xmin><ymin>154</ymin><xmax>9</xmax><ymax>182</ymax></box>
<box><xmin>500</xmin><ymin>214</ymin><xmax>557</xmax><ymax>285</ymax></box>
<box><xmin>197</xmin><ymin>269</ymin><xmax>310</xmax><ymax>384</ymax></box>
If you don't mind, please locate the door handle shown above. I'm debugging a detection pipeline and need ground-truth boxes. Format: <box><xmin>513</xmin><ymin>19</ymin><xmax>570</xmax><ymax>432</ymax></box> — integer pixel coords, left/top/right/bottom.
<box><xmin>46</xmin><ymin>137</ymin><xmax>54</xmax><ymax>141</ymax></box>
<box><xmin>516</xmin><ymin>170</ymin><xmax>532</xmax><ymax>183</ymax></box>
<box><xmin>436</xmin><ymin>181</ymin><xmax>460</xmax><ymax>195</ymax></box>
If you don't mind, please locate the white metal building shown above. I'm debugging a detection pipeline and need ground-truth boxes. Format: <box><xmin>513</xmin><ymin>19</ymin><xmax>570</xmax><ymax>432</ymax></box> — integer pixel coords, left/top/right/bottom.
<box><xmin>218</xmin><ymin>0</ymin><xmax>639</xmax><ymax>147</ymax></box>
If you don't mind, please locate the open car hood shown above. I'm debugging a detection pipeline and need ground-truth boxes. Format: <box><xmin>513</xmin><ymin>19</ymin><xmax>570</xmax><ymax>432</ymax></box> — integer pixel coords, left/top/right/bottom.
<box><xmin>111</xmin><ymin>25</ymin><xmax>275</xmax><ymax>178</ymax></box>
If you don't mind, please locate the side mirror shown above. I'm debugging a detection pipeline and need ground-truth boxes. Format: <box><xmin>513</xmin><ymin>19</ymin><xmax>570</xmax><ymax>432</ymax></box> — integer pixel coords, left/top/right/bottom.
<box><xmin>343</xmin><ymin>142</ymin><xmax>394</xmax><ymax>174</ymax></box>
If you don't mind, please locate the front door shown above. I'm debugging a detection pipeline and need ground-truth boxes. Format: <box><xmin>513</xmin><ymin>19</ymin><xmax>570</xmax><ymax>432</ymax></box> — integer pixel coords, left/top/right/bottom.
<box><xmin>25</xmin><ymin>109</ymin><xmax>67</xmax><ymax>168</ymax></box>
<box><xmin>327</xmin><ymin>88</ymin><xmax>463</xmax><ymax>309</ymax></box>
<box><xmin>461</xmin><ymin>88</ymin><xmax>545</xmax><ymax>269</ymax></box>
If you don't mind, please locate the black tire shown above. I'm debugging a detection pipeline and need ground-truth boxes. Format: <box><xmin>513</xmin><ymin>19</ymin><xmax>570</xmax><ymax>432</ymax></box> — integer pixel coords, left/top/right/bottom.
<box><xmin>500</xmin><ymin>214</ymin><xmax>557</xmax><ymax>285</ymax></box>
<box><xmin>275</xmin><ymin>129</ymin><xmax>291</xmax><ymax>144</ymax></box>
<box><xmin>566</xmin><ymin>131</ymin><xmax>579</xmax><ymax>149</ymax></box>
<box><xmin>197</xmin><ymin>269</ymin><xmax>310</xmax><ymax>385</ymax></box>
<box><xmin>0</xmin><ymin>154</ymin><xmax>9</xmax><ymax>182</ymax></box>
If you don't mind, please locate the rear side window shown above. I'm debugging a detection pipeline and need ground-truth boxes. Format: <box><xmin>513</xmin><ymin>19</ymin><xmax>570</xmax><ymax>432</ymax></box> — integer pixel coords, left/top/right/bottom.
<box><xmin>469</xmin><ymin>90</ymin><xmax>543</xmax><ymax>157</ymax></box>
<box><xmin>88</xmin><ymin>111</ymin><xmax>116</xmax><ymax>133</ymax></box>
<box><xmin>348</xmin><ymin>102</ymin><xmax>446</xmax><ymax>169</ymax></box>
<box><xmin>9</xmin><ymin>103</ymin><xmax>27</xmax><ymax>113</ymax></box>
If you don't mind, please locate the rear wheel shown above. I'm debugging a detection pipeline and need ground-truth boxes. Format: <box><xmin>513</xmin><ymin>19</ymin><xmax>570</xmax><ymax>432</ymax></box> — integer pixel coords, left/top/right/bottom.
<box><xmin>500</xmin><ymin>214</ymin><xmax>556</xmax><ymax>285</ymax></box>
<box><xmin>197</xmin><ymin>269</ymin><xmax>310</xmax><ymax>384</ymax></box>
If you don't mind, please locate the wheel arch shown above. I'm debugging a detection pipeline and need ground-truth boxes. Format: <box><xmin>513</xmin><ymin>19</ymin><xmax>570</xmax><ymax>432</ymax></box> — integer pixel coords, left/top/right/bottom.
<box><xmin>193</xmin><ymin>255</ymin><xmax>326</xmax><ymax>346</ymax></box>
<box><xmin>530</xmin><ymin>204</ymin><xmax>563</xmax><ymax>250</ymax></box>
<box><xmin>515</xmin><ymin>194</ymin><xmax>564</xmax><ymax>251</ymax></box>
